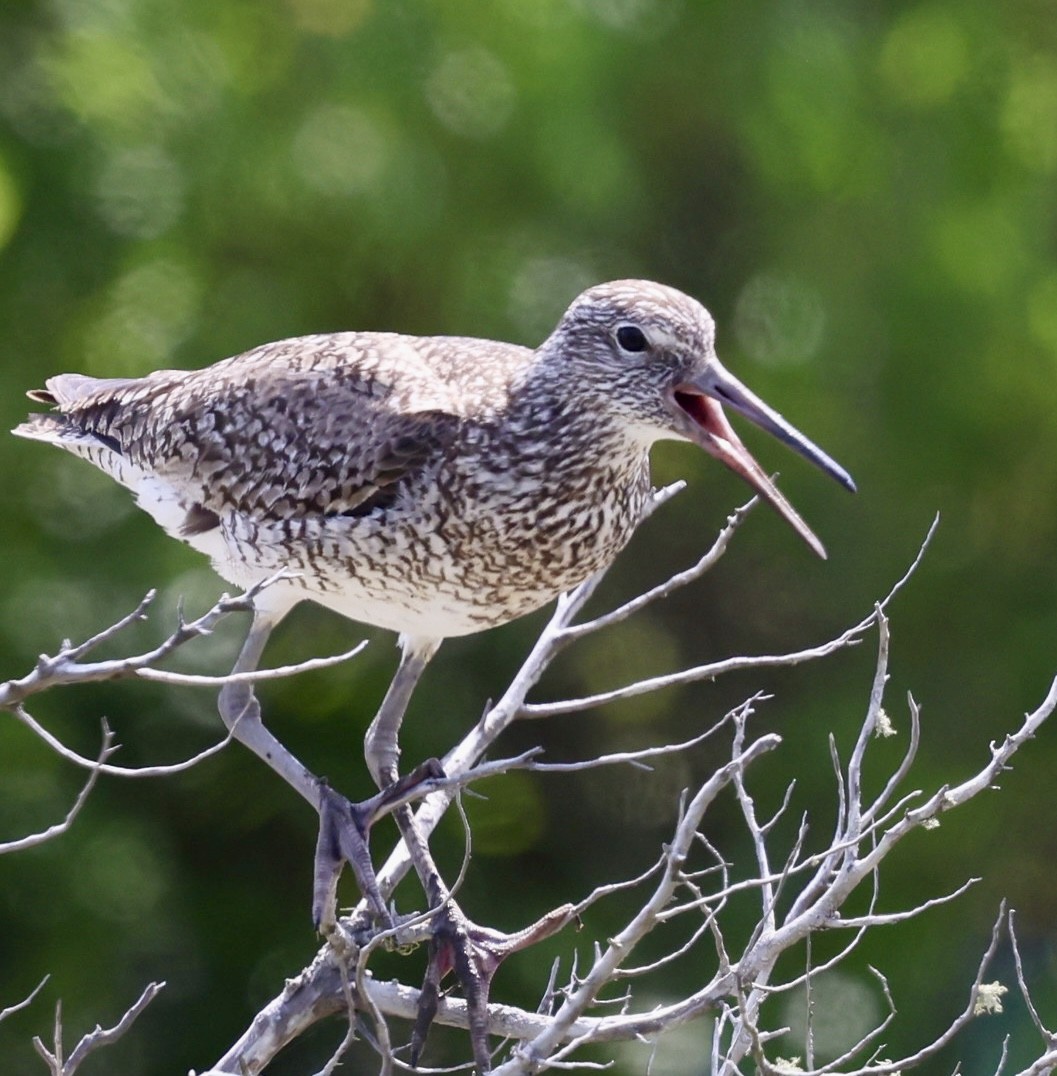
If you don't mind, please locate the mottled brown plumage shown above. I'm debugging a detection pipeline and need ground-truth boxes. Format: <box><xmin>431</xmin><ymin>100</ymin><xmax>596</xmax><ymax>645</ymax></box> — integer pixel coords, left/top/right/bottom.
<box><xmin>14</xmin><ymin>280</ymin><xmax>852</xmax><ymax>646</ymax></box>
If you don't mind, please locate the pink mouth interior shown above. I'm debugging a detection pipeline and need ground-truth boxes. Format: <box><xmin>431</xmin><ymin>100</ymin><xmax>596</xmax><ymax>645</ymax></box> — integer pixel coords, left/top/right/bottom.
<box><xmin>674</xmin><ymin>389</ymin><xmax>721</xmax><ymax>436</ymax></box>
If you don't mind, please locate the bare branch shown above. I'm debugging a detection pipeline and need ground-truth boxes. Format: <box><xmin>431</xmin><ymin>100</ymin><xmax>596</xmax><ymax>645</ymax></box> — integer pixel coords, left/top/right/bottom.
<box><xmin>496</xmin><ymin>726</ymin><xmax>783</xmax><ymax>1072</ymax></box>
<box><xmin>528</xmin><ymin>704</ymin><xmax>749</xmax><ymax>772</ymax></box>
<box><xmin>521</xmin><ymin>623</ymin><xmax>872</xmax><ymax>719</ymax></box>
<box><xmin>0</xmin><ymin>725</ymin><xmax>115</xmax><ymax>853</ymax></box>
<box><xmin>33</xmin><ymin>983</ymin><xmax>164</xmax><ymax>1076</ymax></box>
<box><xmin>209</xmin><ymin>517</ymin><xmax>988</xmax><ymax>1074</ymax></box>
<box><xmin>828</xmin><ymin>877</ymin><xmax>979</xmax><ymax>928</ymax></box>
<box><xmin>1008</xmin><ymin>909</ymin><xmax>1056</xmax><ymax>1043</ymax></box>
<box><xmin>844</xmin><ymin>905</ymin><xmax>1006</xmax><ymax>1074</ymax></box>
<box><xmin>10</xmin><ymin>703</ymin><xmax>236</xmax><ymax>779</ymax></box>
<box><xmin>842</xmin><ymin>604</ymin><xmax>892</xmax><ymax>843</ymax></box>
<box><xmin>136</xmin><ymin>641</ymin><xmax>367</xmax><ymax>686</ymax></box>
<box><xmin>863</xmin><ymin>690</ymin><xmax>923</xmax><ymax>826</ymax></box>
<box><xmin>558</xmin><ymin>495</ymin><xmax>758</xmax><ymax>641</ymax></box>
<box><xmin>0</xmin><ymin>976</ymin><xmax>48</xmax><ymax>1024</ymax></box>
<box><xmin>3</xmin><ymin>592</ymin><xmax>365</xmax><ymax>781</ymax></box>
<box><xmin>0</xmin><ymin>572</ymin><xmax>359</xmax><ymax>710</ymax></box>
<box><xmin>1</xmin><ymin>587</ymin><xmax>242</xmax><ymax>708</ymax></box>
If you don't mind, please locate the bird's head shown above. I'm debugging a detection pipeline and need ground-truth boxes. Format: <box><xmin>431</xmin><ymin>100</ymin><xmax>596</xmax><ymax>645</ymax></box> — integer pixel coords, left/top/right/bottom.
<box><xmin>541</xmin><ymin>279</ymin><xmax>856</xmax><ymax>558</ymax></box>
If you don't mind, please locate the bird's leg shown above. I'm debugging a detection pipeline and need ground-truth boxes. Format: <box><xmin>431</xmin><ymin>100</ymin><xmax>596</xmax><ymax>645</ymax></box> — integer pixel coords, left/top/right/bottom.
<box><xmin>218</xmin><ymin>613</ymin><xmax>320</xmax><ymax>802</ymax></box>
<box><xmin>218</xmin><ymin>612</ymin><xmax>401</xmax><ymax>929</ymax></box>
<box><xmin>364</xmin><ymin>636</ymin><xmax>442</xmax><ymax>788</ymax></box>
<box><xmin>309</xmin><ymin>638</ymin><xmax>443</xmax><ymax>933</ymax></box>
<box><xmin>366</xmin><ymin>639</ymin><xmax>574</xmax><ymax>1072</ymax></box>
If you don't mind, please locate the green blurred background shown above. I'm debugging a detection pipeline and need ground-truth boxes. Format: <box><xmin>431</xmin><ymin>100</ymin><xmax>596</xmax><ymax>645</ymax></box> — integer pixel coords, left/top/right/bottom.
<box><xmin>1</xmin><ymin>0</ymin><xmax>1056</xmax><ymax>1071</ymax></box>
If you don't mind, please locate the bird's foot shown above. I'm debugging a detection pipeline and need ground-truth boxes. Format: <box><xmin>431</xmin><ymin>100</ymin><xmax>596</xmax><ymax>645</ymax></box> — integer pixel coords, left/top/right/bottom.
<box><xmin>312</xmin><ymin>758</ymin><xmax>447</xmax><ymax>933</ymax></box>
<box><xmin>412</xmin><ymin>900</ymin><xmax>578</xmax><ymax>1072</ymax></box>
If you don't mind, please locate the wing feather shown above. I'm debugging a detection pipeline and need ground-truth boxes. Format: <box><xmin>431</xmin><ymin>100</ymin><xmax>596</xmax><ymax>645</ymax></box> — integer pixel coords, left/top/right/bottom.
<box><xmin>14</xmin><ymin>333</ymin><xmax>486</xmax><ymax>521</ymax></box>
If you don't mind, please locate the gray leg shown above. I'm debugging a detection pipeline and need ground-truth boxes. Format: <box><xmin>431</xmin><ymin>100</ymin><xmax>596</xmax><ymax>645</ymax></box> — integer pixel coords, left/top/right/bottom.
<box><xmin>364</xmin><ymin>636</ymin><xmax>441</xmax><ymax>788</ymax></box>
<box><xmin>218</xmin><ymin>613</ymin><xmax>320</xmax><ymax>805</ymax></box>
<box><xmin>218</xmin><ymin>612</ymin><xmax>392</xmax><ymax>929</ymax></box>
<box><xmin>363</xmin><ymin>636</ymin><xmax>455</xmax><ymax>909</ymax></box>
<box><xmin>364</xmin><ymin>639</ymin><xmax>520</xmax><ymax>1070</ymax></box>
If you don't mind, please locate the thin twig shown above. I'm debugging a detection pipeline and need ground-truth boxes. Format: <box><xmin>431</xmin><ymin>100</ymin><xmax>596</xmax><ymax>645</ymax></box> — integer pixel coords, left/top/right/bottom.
<box><xmin>0</xmin><ymin>976</ymin><xmax>49</xmax><ymax>1024</ymax></box>
<box><xmin>34</xmin><ymin>983</ymin><xmax>164</xmax><ymax>1076</ymax></box>
<box><xmin>0</xmin><ymin>725</ymin><xmax>116</xmax><ymax>852</ymax></box>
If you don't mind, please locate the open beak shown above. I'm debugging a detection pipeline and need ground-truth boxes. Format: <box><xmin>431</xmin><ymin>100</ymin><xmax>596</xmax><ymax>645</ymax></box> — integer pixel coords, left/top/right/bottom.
<box><xmin>671</xmin><ymin>359</ymin><xmax>855</xmax><ymax>559</ymax></box>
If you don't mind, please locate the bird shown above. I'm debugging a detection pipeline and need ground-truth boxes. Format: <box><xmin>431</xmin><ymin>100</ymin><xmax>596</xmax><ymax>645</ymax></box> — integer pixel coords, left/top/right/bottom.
<box><xmin>14</xmin><ymin>278</ymin><xmax>854</xmax><ymax>1068</ymax></box>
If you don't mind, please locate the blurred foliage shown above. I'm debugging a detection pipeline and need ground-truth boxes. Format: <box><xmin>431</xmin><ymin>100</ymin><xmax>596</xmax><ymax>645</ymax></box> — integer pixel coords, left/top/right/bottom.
<box><xmin>1</xmin><ymin>0</ymin><xmax>1057</xmax><ymax>1072</ymax></box>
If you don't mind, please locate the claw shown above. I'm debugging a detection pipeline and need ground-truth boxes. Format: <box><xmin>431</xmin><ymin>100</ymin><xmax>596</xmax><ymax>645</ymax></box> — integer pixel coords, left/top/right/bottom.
<box><xmin>411</xmin><ymin>902</ymin><xmax>577</xmax><ymax>1071</ymax></box>
<box><xmin>313</xmin><ymin>784</ymin><xmax>389</xmax><ymax>932</ymax></box>
<box><xmin>312</xmin><ymin>760</ymin><xmax>449</xmax><ymax>934</ymax></box>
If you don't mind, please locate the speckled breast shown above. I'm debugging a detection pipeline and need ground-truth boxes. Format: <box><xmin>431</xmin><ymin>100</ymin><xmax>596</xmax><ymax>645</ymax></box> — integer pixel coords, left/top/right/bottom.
<box><xmin>208</xmin><ymin>440</ymin><xmax>654</xmax><ymax>639</ymax></box>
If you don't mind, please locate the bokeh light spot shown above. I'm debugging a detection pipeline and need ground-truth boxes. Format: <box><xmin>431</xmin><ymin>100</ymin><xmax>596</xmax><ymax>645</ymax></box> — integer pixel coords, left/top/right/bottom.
<box><xmin>508</xmin><ymin>255</ymin><xmax>596</xmax><ymax>341</ymax></box>
<box><xmin>462</xmin><ymin>772</ymin><xmax>546</xmax><ymax>856</ymax></box>
<box><xmin>210</xmin><ymin>5</ymin><xmax>294</xmax><ymax>95</ymax></box>
<box><xmin>425</xmin><ymin>46</ymin><xmax>515</xmax><ymax>140</ymax></box>
<box><xmin>47</xmin><ymin>31</ymin><xmax>163</xmax><ymax>130</ymax></box>
<box><xmin>613</xmin><ymin>1005</ymin><xmax>712</xmax><ymax>1075</ymax></box>
<box><xmin>73</xmin><ymin>820</ymin><xmax>170</xmax><ymax>923</ymax></box>
<box><xmin>578</xmin><ymin>617</ymin><xmax>681</xmax><ymax>724</ymax></box>
<box><xmin>588</xmin><ymin>747</ymin><xmax>691</xmax><ymax>830</ymax></box>
<box><xmin>0</xmin><ymin>47</ymin><xmax>77</xmax><ymax>145</ymax></box>
<box><xmin>48</xmin><ymin>0</ymin><xmax>136</xmax><ymax>36</ymax></box>
<box><xmin>572</xmin><ymin>0</ymin><xmax>682</xmax><ymax>36</ymax></box>
<box><xmin>93</xmin><ymin>145</ymin><xmax>186</xmax><ymax>238</ymax></box>
<box><xmin>26</xmin><ymin>454</ymin><xmax>135</xmax><ymax>541</ymax></box>
<box><xmin>748</xmin><ymin>18</ymin><xmax>875</xmax><ymax>195</ymax></box>
<box><xmin>780</xmin><ymin>971</ymin><xmax>882</xmax><ymax>1060</ymax></box>
<box><xmin>734</xmin><ymin>272</ymin><xmax>826</xmax><ymax>368</ymax></box>
<box><xmin>82</xmin><ymin>257</ymin><xmax>203</xmax><ymax>375</ymax></box>
<box><xmin>0</xmin><ymin>152</ymin><xmax>23</xmax><ymax>251</ymax></box>
<box><xmin>1028</xmin><ymin>273</ymin><xmax>1057</xmax><ymax>358</ymax></box>
<box><xmin>878</xmin><ymin>7</ymin><xmax>970</xmax><ymax>106</ymax></box>
<box><xmin>292</xmin><ymin>103</ymin><xmax>390</xmax><ymax>196</ymax></box>
<box><xmin>1002</xmin><ymin>54</ymin><xmax>1057</xmax><ymax>173</ymax></box>
<box><xmin>932</xmin><ymin>198</ymin><xmax>1027</xmax><ymax>296</ymax></box>
<box><xmin>497</xmin><ymin>0</ymin><xmax>575</xmax><ymax>31</ymax></box>
<box><xmin>284</xmin><ymin>0</ymin><xmax>371</xmax><ymax>36</ymax></box>
<box><xmin>4</xmin><ymin>575</ymin><xmax>119</xmax><ymax>652</ymax></box>
<box><xmin>152</xmin><ymin>29</ymin><xmax>231</xmax><ymax>120</ymax></box>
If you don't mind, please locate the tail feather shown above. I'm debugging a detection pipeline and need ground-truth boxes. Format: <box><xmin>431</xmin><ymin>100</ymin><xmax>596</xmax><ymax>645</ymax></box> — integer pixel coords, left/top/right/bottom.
<box><xmin>14</xmin><ymin>372</ymin><xmax>143</xmax><ymax>451</ymax></box>
<box><xmin>13</xmin><ymin>377</ymin><xmax>129</xmax><ymax>459</ymax></box>
<box><xmin>12</xmin><ymin>413</ymin><xmax>69</xmax><ymax>443</ymax></box>
<box><xmin>14</xmin><ymin>370</ymin><xmax>163</xmax><ymax>499</ymax></box>
<box><xmin>35</xmin><ymin>373</ymin><xmax>142</xmax><ymax>408</ymax></box>
<box><xmin>13</xmin><ymin>410</ymin><xmax>125</xmax><ymax>474</ymax></box>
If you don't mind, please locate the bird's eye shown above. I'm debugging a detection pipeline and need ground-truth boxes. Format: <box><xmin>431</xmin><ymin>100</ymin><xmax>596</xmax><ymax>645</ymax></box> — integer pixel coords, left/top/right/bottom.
<box><xmin>615</xmin><ymin>324</ymin><xmax>649</xmax><ymax>353</ymax></box>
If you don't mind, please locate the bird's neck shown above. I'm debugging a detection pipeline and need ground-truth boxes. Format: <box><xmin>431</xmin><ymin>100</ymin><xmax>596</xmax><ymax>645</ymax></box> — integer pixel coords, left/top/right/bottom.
<box><xmin>498</xmin><ymin>361</ymin><xmax>642</xmax><ymax>448</ymax></box>
<box><xmin>463</xmin><ymin>371</ymin><xmax>651</xmax><ymax>499</ymax></box>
